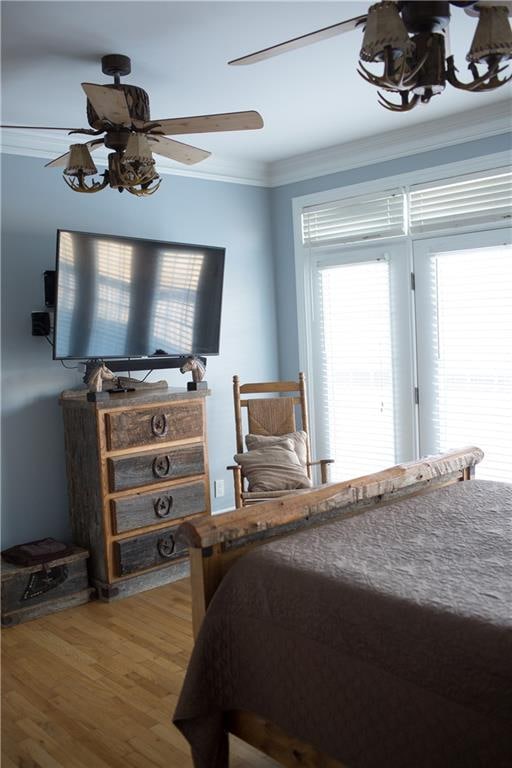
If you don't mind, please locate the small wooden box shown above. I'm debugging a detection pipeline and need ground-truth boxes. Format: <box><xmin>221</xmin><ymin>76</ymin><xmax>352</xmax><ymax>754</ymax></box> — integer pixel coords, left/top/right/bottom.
<box><xmin>1</xmin><ymin>547</ymin><xmax>93</xmax><ymax>627</ymax></box>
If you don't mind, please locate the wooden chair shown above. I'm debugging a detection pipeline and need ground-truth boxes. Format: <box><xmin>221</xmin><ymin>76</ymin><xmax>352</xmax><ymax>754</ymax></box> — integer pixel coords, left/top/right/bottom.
<box><xmin>227</xmin><ymin>372</ymin><xmax>334</xmax><ymax>508</ymax></box>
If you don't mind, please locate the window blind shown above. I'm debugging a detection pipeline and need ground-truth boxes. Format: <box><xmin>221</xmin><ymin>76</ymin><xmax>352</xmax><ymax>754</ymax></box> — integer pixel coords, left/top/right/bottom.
<box><xmin>409</xmin><ymin>168</ymin><xmax>512</xmax><ymax>234</ymax></box>
<box><xmin>426</xmin><ymin>245</ymin><xmax>512</xmax><ymax>482</ymax></box>
<box><xmin>316</xmin><ymin>259</ymin><xmax>396</xmax><ymax>481</ymax></box>
<box><xmin>302</xmin><ymin>188</ymin><xmax>405</xmax><ymax>247</ymax></box>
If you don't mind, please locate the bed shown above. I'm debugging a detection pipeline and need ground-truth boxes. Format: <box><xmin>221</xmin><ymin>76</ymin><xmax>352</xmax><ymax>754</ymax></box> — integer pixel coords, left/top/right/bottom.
<box><xmin>173</xmin><ymin>447</ymin><xmax>512</xmax><ymax>768</ymax></box>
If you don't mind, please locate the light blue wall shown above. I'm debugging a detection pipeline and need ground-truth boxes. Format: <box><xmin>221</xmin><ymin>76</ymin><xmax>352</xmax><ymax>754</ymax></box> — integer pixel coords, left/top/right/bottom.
<box><xmin>270</xmin><ymin>133</ymin><xmax>512</xmax><ymax>380</ymax></box>
<box><xmin>2</xmin><ymin>133</ymin><xmax>510</xmax><ymax>547</ymax></box>
<box><xmin>1</xmin><ymin>153</ymin><xmax>277</xmax><ymax>547</ymax></box>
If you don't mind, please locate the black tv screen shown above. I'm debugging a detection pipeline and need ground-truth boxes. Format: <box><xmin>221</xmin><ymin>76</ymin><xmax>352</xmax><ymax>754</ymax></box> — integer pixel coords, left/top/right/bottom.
<box><xmin>53</xmin><ymin>230</ymin><xmax>225</xmax><ymax>360</ymax></box>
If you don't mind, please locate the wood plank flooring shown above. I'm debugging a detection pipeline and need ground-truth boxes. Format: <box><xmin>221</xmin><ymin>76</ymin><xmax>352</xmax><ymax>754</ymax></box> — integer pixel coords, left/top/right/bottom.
<box><xmin>1</xmin><ymin>578</ymin><xmax>279</xmax><ymax>768</ymax></box>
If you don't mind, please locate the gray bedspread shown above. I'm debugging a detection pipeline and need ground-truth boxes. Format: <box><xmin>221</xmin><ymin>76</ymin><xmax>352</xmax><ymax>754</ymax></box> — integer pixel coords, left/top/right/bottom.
<box><xmin>174</xmin><ymin>479</ymin><xmax>512</xmax><ymax>767</ymax></box>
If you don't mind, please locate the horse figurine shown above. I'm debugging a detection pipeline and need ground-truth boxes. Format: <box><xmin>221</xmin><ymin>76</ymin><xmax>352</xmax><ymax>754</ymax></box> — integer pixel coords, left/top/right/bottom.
<box><xmin>180</xmin><ymin>356</ymin><xmax>206</xmax><ymax>389</ymax></box>
<box><xmin>85</xmin><ymin>363</ymin><xmax>116</xmax><ymax>393</ymax></box>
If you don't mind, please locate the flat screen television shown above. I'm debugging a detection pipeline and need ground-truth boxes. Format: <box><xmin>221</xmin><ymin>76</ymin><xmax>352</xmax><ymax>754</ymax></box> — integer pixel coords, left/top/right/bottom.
<box><xmin>53</xmin><ymin>230</ymin><xmax>225</xmax><ymax>361</ymax></box>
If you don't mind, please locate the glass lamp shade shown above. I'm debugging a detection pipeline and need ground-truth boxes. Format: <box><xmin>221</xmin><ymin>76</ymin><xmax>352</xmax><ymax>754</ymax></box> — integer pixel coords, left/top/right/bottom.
<box><xmin>467</xmin><ymin>5</ymin><xmax>512</xmax><ymax>62</ymax></box>
<box><xmin>360</xmin><ymin>1</ymin><xmax>413</xmax><ymax>62</ymax></box>
<box><xmin>64</xmin><ymin>144</ymin><xmax>98</xmax><ymax>176</ymax></box>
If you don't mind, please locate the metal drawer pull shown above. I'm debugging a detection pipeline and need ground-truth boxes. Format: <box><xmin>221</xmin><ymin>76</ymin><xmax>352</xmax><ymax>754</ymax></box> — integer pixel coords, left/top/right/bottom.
<box><xmin>153</xmin><ymin>454</ymin><xmax>171</xmax><ymax>478</ymax></box>
<box><xmin>151</xmin><ymin>413</ymin><xmax>168</xmax><ymax>438</ymax></box>
<box><xmin>154</xmin><ymin>495</ymin><xmax>173</xmax><ymax>518</ymax></box>
<box><xmin>157</xmin><ymin>535</ymin><xmax>175</xmax><ymax>559</ymax></box>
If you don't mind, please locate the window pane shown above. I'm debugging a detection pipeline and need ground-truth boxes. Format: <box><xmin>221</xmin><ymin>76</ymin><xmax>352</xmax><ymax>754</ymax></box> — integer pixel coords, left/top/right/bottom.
<box><xmin>317</xmin><ymin>259</ymin><xmax>396</xmax><ymax>480</ymax></box>
<box><xmin>427</xmin><ymin>245</ymin><xmax>512</xmax><ymax>481</ymax></box>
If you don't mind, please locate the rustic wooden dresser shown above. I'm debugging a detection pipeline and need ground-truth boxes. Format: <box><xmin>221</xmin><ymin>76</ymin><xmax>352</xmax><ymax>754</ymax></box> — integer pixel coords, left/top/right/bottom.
<box><xmin>60</xmin><ymin>388</ymin><xmax>210</xmax><ymax>600</ymax></box>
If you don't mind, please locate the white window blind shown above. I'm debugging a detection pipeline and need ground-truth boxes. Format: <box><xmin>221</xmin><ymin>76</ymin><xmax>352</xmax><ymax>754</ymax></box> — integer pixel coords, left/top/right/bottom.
<box><xmin>409</xmin><ymin>168</ymin><xmax>512</xmax><ymax>234</ymax></box>
<box><xmin>316</xmin><ymin>258</ymin><xmax>396</xmax><ymax>481</ymax></box>
<box><xmin>302</xmin><ymin>188</ymin><xmax>405</xmax><ymax>247</ymax></box>
<box><xmin>425</xmin><ymin>245</ymin><xmax>512</xmax><ymax>482</ymax></box>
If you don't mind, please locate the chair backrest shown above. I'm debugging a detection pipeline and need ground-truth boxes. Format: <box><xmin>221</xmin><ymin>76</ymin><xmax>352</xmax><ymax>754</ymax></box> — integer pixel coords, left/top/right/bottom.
<box><xmin>233</xmin><ymin>372</ymin><xmax>311</xmax><ymax>475</ymax></box>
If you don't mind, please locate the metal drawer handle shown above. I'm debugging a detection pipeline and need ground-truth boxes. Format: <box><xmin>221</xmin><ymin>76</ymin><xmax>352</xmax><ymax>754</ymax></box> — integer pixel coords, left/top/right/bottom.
<box><xmin>157</xmin><ymin>535</ymin><xmax>175</xmax><ymax>559</ymax></box>
<box><xmin>151</xmin><ymin>413</ymin><xmax>168</xmax><ymax>438</ymax></box>
<box><xmin>154</xmin><ymin>495</ymin><xmax>173</xmax><ymax>518</ymax></box>
<box><xmin>153</xmin><ymin>454</ymin><xmax>171</xmax><ymax>478</ymax></box>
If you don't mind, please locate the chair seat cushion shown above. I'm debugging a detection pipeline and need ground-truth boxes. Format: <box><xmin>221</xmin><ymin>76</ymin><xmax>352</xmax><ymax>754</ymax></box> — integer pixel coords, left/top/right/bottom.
<box><xmin>234</xmin><ymin>439</ymin><xmax>312</xmax><ymax>493</ymax></box>
<box><xmin>245</xmin><ymin>430</ymin><xmax>308</xmax><ymax>467</ymax></box>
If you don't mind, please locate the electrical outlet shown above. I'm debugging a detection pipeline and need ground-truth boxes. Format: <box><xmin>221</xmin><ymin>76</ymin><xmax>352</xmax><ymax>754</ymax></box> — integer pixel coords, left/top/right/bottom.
<box><xmin>214</xmin><ymin>479</ymin><xmax>225</xmax><ymax>498</ymax></box>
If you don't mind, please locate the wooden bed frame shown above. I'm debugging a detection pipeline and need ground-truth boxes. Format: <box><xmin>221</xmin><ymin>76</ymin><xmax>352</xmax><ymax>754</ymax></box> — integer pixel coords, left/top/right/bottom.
<box><xmin>178</xmin><ymin>446</ymin><xmax>483</xmax><ymax>768</ymax></box>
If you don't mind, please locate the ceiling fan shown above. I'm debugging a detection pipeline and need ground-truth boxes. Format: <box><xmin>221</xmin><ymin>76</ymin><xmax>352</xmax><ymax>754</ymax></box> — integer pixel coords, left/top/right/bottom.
<box><xmin>1</xmin><ymin>54</ymin><xmax>264</xmax><ymax>196</ymax></box>
<box><xmin>229</xmin><ymin>1</ymin><xmax>512</xmax><ymax>112</ymax></box>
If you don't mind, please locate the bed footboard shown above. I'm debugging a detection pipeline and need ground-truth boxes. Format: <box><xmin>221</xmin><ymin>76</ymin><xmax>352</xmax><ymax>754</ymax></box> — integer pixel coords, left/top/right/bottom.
<box><xmin>179</xmin><ymin>446</ymin><xmax>483</xmax><ymax>637</ymax></box>
<box><xmin>228</xmin><ymin>711</ymin><xmax>347</xmax><ymax>768</ymax></box>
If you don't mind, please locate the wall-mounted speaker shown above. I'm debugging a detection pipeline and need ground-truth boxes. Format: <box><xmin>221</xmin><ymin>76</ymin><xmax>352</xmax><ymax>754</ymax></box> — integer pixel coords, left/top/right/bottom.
<box><xmin>32</xmin><ymin>311</ymin><xmax>51</xmax><ymax>336</ymax></box>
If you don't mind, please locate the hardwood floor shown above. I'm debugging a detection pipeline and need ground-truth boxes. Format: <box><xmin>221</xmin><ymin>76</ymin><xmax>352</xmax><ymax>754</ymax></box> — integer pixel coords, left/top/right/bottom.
<box><xmin>1</xmin><ymin>578</ymin><xmax>279</xmax><ymax>768</ymax></box>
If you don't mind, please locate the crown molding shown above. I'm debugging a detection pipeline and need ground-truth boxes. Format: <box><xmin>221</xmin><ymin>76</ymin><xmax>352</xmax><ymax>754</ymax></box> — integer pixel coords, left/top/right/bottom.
<box><xmin>268</xmin><ymin>100</ymin><xmax>512</xmax><ymax>188</ymax></box>
<box><xmin>0</xmin><ymin>129</ymin><xmax>271</xmax><ymax>187</ymax></box>
<box><xmin>1</xmin><ymin>100</ymin><xmax>510</xmax><ymax>189</ymax></box>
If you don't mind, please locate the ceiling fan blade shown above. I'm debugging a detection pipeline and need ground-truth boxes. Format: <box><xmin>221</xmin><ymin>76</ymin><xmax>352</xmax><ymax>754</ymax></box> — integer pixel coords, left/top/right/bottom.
<box><xmin>0</xmin><ymin>124</ymin><xmax>87</xmax><ymax>131</ymax></box>
<box><xmin>148</xmin><ymin>136</ymin><xmax>211</xmax><ymax>165</ymax></box>
<box><xmin>228</xmin><ymin>14</ymin><xmax>367</xmax><ymax>65</ymax></box>
<box><xmin>44</xmin><ymin>139</ymin><xmax>103</xmax><ymax>168</ymax></box>
<box><xmin>146</xmin><ymin>110</ymin><xmax>264</xmax><ymax>136</ymax></box>
<box><xmin>81</xmin><ymin>83</ymin><xmax>131</xmax><ymax>126</ymax></box>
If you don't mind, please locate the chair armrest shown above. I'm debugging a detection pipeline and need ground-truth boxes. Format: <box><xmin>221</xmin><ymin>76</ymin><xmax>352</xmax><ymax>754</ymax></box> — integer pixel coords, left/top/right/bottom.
<box><xmin>307</xmin><ymin>458</ymin><xmax>335</xmax><ymax>484</ymax></box>
<box><xmin>226</xmin><ymin>464</ymin><xmax>243</xmax><ymax>508</ymax></box>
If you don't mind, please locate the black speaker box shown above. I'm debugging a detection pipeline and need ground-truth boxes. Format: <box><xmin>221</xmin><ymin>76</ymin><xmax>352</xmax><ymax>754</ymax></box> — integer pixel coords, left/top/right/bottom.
<box><xmin>32</xmin><ymin>312</ymin><xmax>51</xmax><ymax>336</ymax></box>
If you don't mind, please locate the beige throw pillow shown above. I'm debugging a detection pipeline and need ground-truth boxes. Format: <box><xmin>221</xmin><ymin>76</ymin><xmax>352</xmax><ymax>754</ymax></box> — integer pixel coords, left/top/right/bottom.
<box><xmin>245</xmin><ymin>430</ymin><xmax>308</xmax><ymax>467</ymax></box>
<box><xmin>235</xmin><ymin>439</ymin><xmax>312</xmax><ymax>492</ymax></box>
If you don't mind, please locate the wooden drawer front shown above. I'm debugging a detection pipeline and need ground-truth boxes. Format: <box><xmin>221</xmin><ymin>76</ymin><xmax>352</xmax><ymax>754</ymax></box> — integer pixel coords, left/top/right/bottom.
<box><xmin>106</xmin><ymin>401</ymin><xmax>203</xmax><ymax>451</ymax></box>
<box><xmin>112</xmin><ymin>481</ymin><xmax>206</xmax><ymax>533</ymax></box>
<box><xmin>108</xmin><ymin>444</ymin><xmax>204</xmax><ymax>492</ymax></box>
<box><xmin>114</xmin><ymin>526</ymin><xmax>188</xmax><ymax>576</ymax></box>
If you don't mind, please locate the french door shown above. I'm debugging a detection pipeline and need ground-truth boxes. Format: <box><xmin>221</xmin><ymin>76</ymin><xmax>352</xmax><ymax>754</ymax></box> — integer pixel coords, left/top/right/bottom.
<box><xmin>311</xmin><ymin>228</ymin><xmax>512</xmax><ymax>482</ymax></box>
<box><xmin>311</xmin><ymin>241</ymin><xmax>415</xmax><ymax>481</ymax></box>
<box><xmin>414</xmin><ymin>229</ymin><xmax>512</xmax><ymax>481</ymax></box>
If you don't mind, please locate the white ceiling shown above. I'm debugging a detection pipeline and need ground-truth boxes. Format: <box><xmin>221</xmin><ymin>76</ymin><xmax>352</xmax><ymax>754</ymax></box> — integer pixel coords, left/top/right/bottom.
<box><xmin>1</xmin><ymin>0</ymin><xmax>511</xmax><ymax>168</ymax></box>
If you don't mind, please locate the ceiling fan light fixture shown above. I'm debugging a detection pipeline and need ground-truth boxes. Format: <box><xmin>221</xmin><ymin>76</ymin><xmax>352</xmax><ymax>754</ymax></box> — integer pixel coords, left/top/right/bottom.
<box><xmin>126</xmin><ymin>172</ymin><xmax>162</xmax><ymax>197</ymax></box>
<box><xmin>360</xmin><ymin>1</ymin><xmax>413</xmax><ymax>62</ymax></box>
<box><xmin>63</xmin><ymin>143</ymin><xmax>98</xmax><ymax>176</ymax></box>
<box><xmin>62</xmin><ymin>143</ymin><xmax>108</xmax><ymax>193</ymax></box>
<box><xmin>124</xmin><ymin>133</ymin><xmax>154</xmax><ymax>164</ymax></box>
<box><xmin>8</xmin><ymin>53</ymin><xmax>263</xmax><ymax>197</ymax></box>
<box><xmin>466</xmin><ymin>4</ymin><xmax>512</xmax><ymax>62</ymax></box>
<box><xmin>410</xmin><ymin>33</ymin><xmax>447</xmax><ymax>98</ymax></box>
<box><xmin>106</xmin><ymin>151</ymin><xmax>160</xmax><ymax>194</ymax></box>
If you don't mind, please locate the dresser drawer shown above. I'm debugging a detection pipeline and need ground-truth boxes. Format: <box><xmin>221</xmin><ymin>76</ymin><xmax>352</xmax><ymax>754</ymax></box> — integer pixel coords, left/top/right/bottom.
<box><xmin>114</xmin><ymin>526</ymin><xmax>188</xmax><ymax>576</ymax></box>
<box><xmin>108</xmin><ymin>444</ymin><xmax>204</xmax><ymax>492</ymax></box>
<box><xmin>105</xmin><ymin>401</ymin><xmax>203</xmax><ymax>451</ymax></box>
<box><xmin>111</xmin><ymin>481</ymin><xmax>206</xmax><ymax>533</ymax></box>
